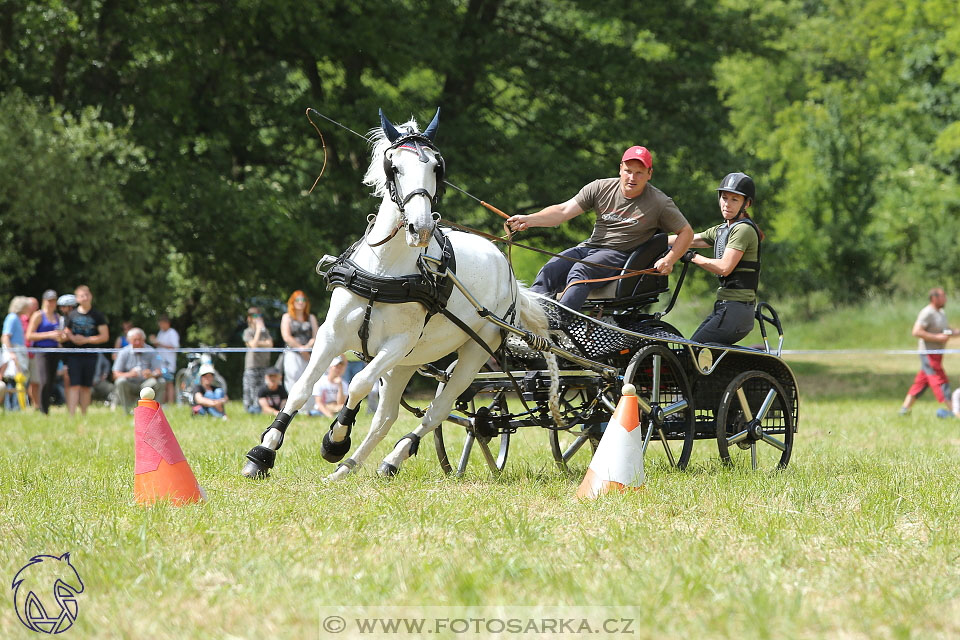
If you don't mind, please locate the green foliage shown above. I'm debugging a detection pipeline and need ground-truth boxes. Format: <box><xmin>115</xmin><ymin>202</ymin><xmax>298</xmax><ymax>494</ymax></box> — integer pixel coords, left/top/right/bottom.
<box><xmin>0</xmin><ymin>90</ymin><xmax>152</xmax><ymax>319</ymax></box>
<box><xmin>2</xmin><ymin>0</ymin><xmax>960</xmax><ymax>338</ymax></box>
<box><xmin>716</xmin><ymin>0</ymin><xmax>960</xmax><ymax>301</ymax></box>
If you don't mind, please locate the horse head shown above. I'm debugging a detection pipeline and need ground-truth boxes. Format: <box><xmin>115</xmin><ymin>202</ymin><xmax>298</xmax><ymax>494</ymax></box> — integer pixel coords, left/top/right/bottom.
<box><xmin>370</xmin><ymin>108</ymin><xmax>444</xmax><ymax>248</ymax></box>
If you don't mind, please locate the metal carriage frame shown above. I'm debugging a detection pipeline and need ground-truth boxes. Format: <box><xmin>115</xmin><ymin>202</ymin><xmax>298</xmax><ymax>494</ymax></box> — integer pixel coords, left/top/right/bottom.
<box><xmin>418</xmin><ymin>253</ymin><xmax>800</xmax><ymax>477</ymax></box>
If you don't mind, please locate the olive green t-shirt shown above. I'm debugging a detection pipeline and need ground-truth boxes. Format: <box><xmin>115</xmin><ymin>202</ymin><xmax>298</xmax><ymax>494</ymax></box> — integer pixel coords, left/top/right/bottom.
<box><xmin>575</xmin><ymin>178</ymin><xmax>688</xmax><ymax>251</ymax></box>
<box><xmin>700</xmin><ymin>221</ymin><xmax>760</xmax><ymax>303</ymax></box>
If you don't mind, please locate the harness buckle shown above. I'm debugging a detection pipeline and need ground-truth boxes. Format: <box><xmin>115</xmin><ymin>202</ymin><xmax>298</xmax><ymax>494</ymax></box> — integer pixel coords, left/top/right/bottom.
<box><xmin>316</xmin><ymin>254</ymin><xmax>339</xmax><ymax>276</ymax></box>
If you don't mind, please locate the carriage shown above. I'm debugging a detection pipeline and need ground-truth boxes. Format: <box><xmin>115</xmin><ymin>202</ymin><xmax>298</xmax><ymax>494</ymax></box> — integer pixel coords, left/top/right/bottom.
<box><xmin>423</xmin><ymin>247</ymin><xmax>799</xmax><ymax>477</ymax></box>
<box><xmin>241</xmin><ymin>107</ymin><xmax>798</xmax><ymax>483</ymax></box>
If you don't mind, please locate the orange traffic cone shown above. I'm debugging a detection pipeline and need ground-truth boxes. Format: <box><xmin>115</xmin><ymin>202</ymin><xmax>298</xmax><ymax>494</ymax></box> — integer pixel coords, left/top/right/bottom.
<box><xmin>576</xmin><ymin>384</ymin><xmax>645</xmax><ymax>499</ymax></box>
<box><xmin>134</xmin><ymin>388</ymin><xmax>204</xmax><ymax>506</ymax></box>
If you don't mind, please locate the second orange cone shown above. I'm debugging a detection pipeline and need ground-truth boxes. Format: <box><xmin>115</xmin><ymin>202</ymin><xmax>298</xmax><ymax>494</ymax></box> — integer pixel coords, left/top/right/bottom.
<box><xmin>134</xmin><ymin>388</ymin><xmax>204</xmax><ymax>506</ymax></box>
<box><xmin>576</xmin><ymin>384</ymin><xmax>645</xmax><ymax>499</ymax></box>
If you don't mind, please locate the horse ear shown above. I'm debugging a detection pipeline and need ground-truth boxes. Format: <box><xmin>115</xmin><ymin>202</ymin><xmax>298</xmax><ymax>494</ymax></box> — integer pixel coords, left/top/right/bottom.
<box><xmin>423</xmin><ymin>107</ymin><xmax>440</xmax><ymax>142</ymax></box>
<box><xmin>379</xmin><ymin>108</ymin><xmax>402</xmax><ymax>143</ymax></box>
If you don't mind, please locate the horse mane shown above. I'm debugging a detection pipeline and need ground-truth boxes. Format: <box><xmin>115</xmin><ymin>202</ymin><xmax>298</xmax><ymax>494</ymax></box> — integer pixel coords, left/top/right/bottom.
<box><xmin>363</xmin><ymin>117</ymin><xmax>421</xmax><ymax>199</ymax></box>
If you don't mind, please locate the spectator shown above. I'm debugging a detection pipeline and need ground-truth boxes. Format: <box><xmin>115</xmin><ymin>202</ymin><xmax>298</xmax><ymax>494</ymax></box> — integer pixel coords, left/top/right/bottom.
<box><xmin>112</xmin><ymin>320</ymin><xmax>133</xmax><ymax>360</ymax></box>
<box><xmin>56</xmin><ymin>294</ymin><xmax>77</xmax><ymax>396</ymax></box>
<box><xmin>2</xmin><ymin>296</ymin><xmax>31</xmax><ymax>409</ymax></box>
<box><xmin>149</xmin><ymin>314</ymin><xmax>179</xmax><ymax>404</ymax></box>
<box><xmin>91</xmin><ymin>353</ymin><xmax>114</xmax><ymax>404</ymax></box>
<box><xmin>25</xmin><ymin>290</ymin><xmax>62</xmax><ymax>414</ymax></box>
<box><xmin>192</xmin><ymin>363</ymin><xmax>228</xmax><ymax>419</ymax></box>
<box><xmin>62</xmin><ymin>285</ymin><xmax>109</xmax><ymax>416</ymax></box>
<box><xmin>900</xmin><ymin>287</ymin><xmax>957</xmax><ymax>417</ymax></box>
<box><xmin>280</xmin><ymin>290</ymin><xmax>318</xmax><ymax>394</ymax></box>
<box><xmin>22</xmin><ymin>297</ymin><xmax>39</xmax><ymax>407</ymax></box>
<box><xmin>242</xmin><ymin>306</ymin><xmax>274</xmax><ymax>413</ymax></box>
<box><xmin>311</xmin><ymin>355</ymin><xmax>348</xmax><ymax>418</ymax></box>
<box><xmin>112</xmin><ymin>328</ymin><xmax>165</xmax><ymax>414</ymax></box>
<box><xmin>257</xmin><ymin>367</ymin><xmax>287</xmax><ymax>416</ymax></box>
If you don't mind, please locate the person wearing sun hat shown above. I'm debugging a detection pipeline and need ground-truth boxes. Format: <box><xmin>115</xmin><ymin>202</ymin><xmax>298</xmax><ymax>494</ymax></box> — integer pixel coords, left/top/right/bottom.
<box><xmin>191</xmin><ymin>362</ymin><xmax>229</xmax><ymax>419</ymax></box>
<box><xmin>505</xmin><ymin>145</ymin><xmax>693</xmax><ymax>312</ymax></box>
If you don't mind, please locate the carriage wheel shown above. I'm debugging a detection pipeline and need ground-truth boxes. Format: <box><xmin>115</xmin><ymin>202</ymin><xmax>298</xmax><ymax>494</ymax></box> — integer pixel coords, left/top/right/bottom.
<box><xmin>173</xmin><ymin>368</ymin><xmax>189</xmax><ymax>405</ymax></box>
<box><xmin>715</xmin><ymin>370</ymin><xmax>794</xmax><ymax>470</ymax></box>
<box><xmin>622</xmin><ymin>344</ymin><xmax>695</xmax><ymax>470</ymax></box>
<box><xmin>548</xmin><ymin>382</ymin><xmax>603</xmax><ymax>475</ymax></box>
<box><xmin>435</xmin><ymin>390</ymin><xmax>511</xmax><ymax>477</ymax></box>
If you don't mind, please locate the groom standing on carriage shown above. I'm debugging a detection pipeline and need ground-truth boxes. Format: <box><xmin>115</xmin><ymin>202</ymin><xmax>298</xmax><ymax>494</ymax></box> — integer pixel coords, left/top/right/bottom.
<box><xmin>505</xmin><ymin>145</ymin><xmax>693</xmax><ymax>311</ymax></box>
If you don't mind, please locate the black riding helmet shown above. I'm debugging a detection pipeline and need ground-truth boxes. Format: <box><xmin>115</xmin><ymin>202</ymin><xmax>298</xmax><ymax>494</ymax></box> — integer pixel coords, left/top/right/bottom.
<box><xmin>716</xmin><ymin>172</ymin><xmax>756</xmax><ymax>203</ymax></box>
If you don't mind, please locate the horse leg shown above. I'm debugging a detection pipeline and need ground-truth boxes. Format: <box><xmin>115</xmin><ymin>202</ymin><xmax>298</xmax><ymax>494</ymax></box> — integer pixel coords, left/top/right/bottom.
<box><xmin>324</xmin><ymin>365</ymin><xmax>416</xmax><ymax>483</ymax></box>
<box><xmin>320</xmin><ymin>337</ymin><xmax>416</xmax><ymax>463</ymax></box>
<box><xmin>378</xmin><ymin>343</ymin><xmax>492</xmax><ymax>477</ymax></box>
<box><xmin>242</xmin><ymin>340</ymin><xmax>345</xmax><ymax>478</ymax></box>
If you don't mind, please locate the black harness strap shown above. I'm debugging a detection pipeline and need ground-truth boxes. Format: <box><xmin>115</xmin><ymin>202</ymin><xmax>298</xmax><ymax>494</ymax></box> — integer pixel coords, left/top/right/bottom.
<box><xmin>325</xmin><ymin>226</ymin><xmax>456</xmax><ymax>360</ymax></box>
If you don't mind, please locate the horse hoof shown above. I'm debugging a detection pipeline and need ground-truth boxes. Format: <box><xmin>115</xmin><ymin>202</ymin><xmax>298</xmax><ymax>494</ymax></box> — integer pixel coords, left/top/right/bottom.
<box><xmin>324</xmin><ymin>465</ymin><xmax>352</xmax><ymax>484</ymax></box>
<box><xmin>377</xmin><ymin>462</ymin><xmax>399</xmax><ymax>477</ymax></box>
<box><xmin>320</xmin><ymin>430</ymin><xmax>351</xmax><ymax>463</ymax></box>
<box><xmin>242</xmin><ymin>445</ymin><xmax>276</xmax><ymax>479</ymax></box>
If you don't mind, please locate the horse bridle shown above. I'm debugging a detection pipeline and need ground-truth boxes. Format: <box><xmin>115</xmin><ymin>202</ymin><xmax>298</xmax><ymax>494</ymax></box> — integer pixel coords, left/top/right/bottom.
<box><xmin>383</xmin><ymin>133</ymin><xmax>446</xmax><ymax>214</ymax></box>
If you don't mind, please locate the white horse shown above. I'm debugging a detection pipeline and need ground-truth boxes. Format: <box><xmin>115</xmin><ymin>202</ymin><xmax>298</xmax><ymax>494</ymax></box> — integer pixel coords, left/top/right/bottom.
<box><xmin>242</xmin><ymin>108</ymin><xmax>559</xmax><ymax>482</ymax></box>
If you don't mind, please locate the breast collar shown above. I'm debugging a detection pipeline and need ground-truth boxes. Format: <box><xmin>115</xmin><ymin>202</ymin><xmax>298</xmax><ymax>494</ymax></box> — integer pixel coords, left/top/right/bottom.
<box><xmin>323</xmin><ymin>226</ymin><xmax>457</xmax><ymax>359</ymax></box>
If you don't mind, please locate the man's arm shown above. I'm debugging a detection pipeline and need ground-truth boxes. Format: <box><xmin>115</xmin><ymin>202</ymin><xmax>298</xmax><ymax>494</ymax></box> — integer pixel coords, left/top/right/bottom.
<box><xmin>505</xmin><ymin>198</ymin><xmax>584</xmax><ymax>232</ymax></box>
<box><xmin>669</xmin><ymin>232</ymin><xmax>710</xmax><ymax>249</ymax></box>
<box><xmin>655</xmin><ymin>224</ymin><xmax>694</xmax><ymax>274</ymax></box>
<box><xmin>112</xmin><ymin>353</ymin><xmax>138</xmax><ymax>380</ymax></box>
<box><xmin>913</xmin><ymin>320</ymin><xmax>951</xmax><ymax>344</ymax></box>
<box><xmin>258</xmin><ymin>396</ymin><xmax>279</xmax><ymax>416</ymax></box>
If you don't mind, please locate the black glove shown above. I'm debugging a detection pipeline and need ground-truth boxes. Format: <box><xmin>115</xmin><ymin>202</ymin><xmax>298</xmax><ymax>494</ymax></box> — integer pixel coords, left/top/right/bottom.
<box><xmin>680</xmin><ymin>249</ymin><xmax>697</xmax><ymax>264</ymax></box>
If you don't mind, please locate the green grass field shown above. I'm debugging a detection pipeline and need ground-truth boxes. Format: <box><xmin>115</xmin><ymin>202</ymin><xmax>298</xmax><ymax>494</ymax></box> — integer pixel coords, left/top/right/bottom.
<box><xmin>3</xmin><ymin>320</ymin><xmax>960</xmax><ymax>638</ymax></box>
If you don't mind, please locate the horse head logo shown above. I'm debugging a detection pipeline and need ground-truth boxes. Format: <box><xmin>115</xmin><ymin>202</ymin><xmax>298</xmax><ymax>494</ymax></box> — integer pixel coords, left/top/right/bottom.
<box><xmin>11</xmin><ymin>553</ymin><xmax>84</xmax><ymax>634</ymax></box>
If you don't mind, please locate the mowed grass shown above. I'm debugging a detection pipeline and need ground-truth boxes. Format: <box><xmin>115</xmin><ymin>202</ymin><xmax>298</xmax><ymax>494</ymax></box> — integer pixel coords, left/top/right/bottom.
<box><xmin>3</xmin><ymin>350</ymin><xmax>960</xmax><ymax>639</ymax></box>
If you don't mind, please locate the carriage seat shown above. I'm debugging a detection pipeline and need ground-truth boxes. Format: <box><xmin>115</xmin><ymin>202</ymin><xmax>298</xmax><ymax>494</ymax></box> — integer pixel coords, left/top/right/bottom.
<box><xmin>581</xmin><ymin>234</ymin><xmax>670</xmax><ymax>311</ymax></box>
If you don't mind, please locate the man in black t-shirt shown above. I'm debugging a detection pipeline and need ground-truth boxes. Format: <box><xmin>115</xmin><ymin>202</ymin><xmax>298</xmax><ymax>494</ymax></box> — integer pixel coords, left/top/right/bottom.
<box><xmin>256</xmin><ymin>367</ymin><xmax>287</xmax><ymax>416</ymax></box>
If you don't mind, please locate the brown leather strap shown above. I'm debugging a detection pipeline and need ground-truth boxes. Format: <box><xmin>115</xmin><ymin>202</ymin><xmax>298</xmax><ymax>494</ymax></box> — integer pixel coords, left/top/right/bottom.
<box><xmin>558</xmin><ymin>271</ymin><xmax>658</xmax><ymax>299</ymax></box>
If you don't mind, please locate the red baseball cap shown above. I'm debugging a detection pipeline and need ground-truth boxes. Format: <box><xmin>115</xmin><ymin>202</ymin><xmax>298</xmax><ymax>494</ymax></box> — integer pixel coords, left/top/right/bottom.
<box><xmin>621</xmin><ymin>145</ymin><xmax>652</xmax><ymax>168</ymax></box>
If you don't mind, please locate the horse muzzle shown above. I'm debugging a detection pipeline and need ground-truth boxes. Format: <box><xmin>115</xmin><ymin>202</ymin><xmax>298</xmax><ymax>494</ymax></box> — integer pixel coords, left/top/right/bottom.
<box><xmin>407</xmin><ymin>221</ymin><xmax>435</xmax><ymax>247</ymax></box>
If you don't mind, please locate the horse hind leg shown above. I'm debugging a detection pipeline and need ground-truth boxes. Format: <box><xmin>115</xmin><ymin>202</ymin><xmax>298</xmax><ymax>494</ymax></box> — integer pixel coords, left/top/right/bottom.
<box><xmin>320</xmin><ymin>345</ymin><xmax>409</xmax><ymax>463</ymax></box>
<box><xmin>378</xmin><ymin>343</ymin><xmax>491</xmax><ymax>477</ymax></box>
<box><xmin>325</xmin><ymin>365</ymin><xmax>415</xmax><ymax>483</ymax></box>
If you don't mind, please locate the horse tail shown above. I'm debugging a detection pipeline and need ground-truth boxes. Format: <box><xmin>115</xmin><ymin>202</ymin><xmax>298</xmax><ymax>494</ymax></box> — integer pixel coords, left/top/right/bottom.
<box><xmin>515</xmin><ymin>285</ymin><xmax>564</xmax><ymax>428</ymax></box>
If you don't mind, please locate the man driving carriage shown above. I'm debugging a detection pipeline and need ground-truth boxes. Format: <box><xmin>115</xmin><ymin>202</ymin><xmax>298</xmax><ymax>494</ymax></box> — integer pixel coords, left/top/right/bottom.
<box><xmin>671</xmin><ymin>172</ymin><xmax>762</xmax><ymax>345</ymax></box>
<box><xmin>505</xmin><ymin>145</ymin><xmax>694</xmax><ymax>312</ymax></box>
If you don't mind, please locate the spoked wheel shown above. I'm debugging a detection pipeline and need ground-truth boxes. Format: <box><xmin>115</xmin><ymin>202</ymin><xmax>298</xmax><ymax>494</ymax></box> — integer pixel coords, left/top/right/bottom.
<box><xmin>435</xmin><ymin>389</ymin><xmax>511</xmax><ymax>477</ymax></box>
<box><xmin>173</xmin><ymin>368</ymin><xmax>189</xmax><ymax>405</ymax></box>
<box><xmin>622</xmin><ymin>344</ymin><xmax>695</xmax><ymax>470</ymax></box>
<box><xmin>548</xmin><ymin>383</ymin><xmax>603</xmax><ymax>475</ymax></box>
<box><xmin>716</xmin><ymin>370</ymin><xmax>794</xmax><ymax>470</ymax></box>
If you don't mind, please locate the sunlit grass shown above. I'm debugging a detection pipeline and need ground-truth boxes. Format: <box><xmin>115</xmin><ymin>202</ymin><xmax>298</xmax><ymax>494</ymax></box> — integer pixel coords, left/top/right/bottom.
<box><xmin>3</xmin><ymin>348</ymin><xmax>960</xmax><ymax>640</ymax></box>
